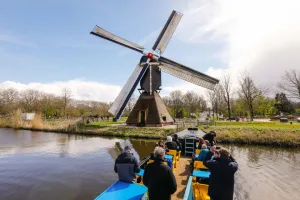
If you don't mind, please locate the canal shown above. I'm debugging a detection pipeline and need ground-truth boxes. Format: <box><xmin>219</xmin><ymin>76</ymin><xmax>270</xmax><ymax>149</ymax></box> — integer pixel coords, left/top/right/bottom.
<box><xmin>0</xmin><ymin>128</ymin><xmax>299</xmax><ymax>200</ymax></box>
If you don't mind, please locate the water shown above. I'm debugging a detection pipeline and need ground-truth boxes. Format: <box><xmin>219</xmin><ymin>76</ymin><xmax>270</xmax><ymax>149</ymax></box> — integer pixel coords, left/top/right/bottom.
<box><xmin>0</xmin><ymin>128</ymin><xmax>299</xmax><ymax>200</ymax></box>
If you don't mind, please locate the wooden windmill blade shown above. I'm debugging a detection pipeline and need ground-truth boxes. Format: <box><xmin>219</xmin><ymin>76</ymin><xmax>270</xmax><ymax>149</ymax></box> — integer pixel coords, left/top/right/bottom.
<box><xmin>91</xmin><ymin>26</ymin><xmax>145</xmax><ymax>53</ymax></box>
<box><xmin>108</xmin><ymin>63</ymin><xmax>149</xmax><ymax>120</ymax></box>
<box><xmin>159</xmin><ymin>56</ymin><xmax>219</xmax><ymax>90</ymax></box>
<box><xmin>152</xmin><ymin>10</ymin><xmax>183</xmax><ymax>54</ymax></box>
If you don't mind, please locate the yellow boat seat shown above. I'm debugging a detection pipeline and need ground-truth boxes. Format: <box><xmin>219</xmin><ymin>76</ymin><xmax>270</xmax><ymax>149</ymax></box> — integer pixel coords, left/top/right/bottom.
<box><xmin>193</xmin><ymin>183</ymin><xmax>210</xmax><ymax>200</ymax></box>
<box><xmin>194</xmin><ymin>161</ymin><xmax>208</xmax><ymax>170</ymax></box>
<box><xmin>167</xmin><ymin>150</ymin><xmax>178</xmax><ymax>168</ymax></box>
<box><xmin>177</xmin><ymin>151</ymin><xmax>181</xmax><ymax>161</ymax></box>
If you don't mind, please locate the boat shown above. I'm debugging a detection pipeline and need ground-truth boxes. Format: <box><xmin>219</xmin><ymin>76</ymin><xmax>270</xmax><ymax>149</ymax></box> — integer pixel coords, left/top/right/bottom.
<box><xmin>94</xmin><ymin>133</ymin><xmax>211</xmax><ymax>200</ymax></box>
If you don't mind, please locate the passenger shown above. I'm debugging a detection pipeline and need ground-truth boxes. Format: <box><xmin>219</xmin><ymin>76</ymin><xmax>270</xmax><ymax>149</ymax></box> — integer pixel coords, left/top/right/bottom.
<box><xmin>197</xmin><ymin>138</ymin><xmax>205</xmax><ymax>149</ymax></box>
<box><xmin>203</xmin><ymin>148</ymin><xmax>238</xmax><ymax>200</ymax></box>
<box><xmin>157</xmin><ymin>140</ymin><xmax>166</xmax><ymax>149</ymax></box>
<box><xmin>143</xmin><ymin>147</ymin><xmax>177</xmax><ymax>200</ymax></box>
<box><xmin>204</xmin><ymin>146</ymin><xmax>216</xmax><ymax>161</ymax></box>
<box><xmin>114</xmin><ymin>145</ymin><xmax>140</xmax><ymax>183</ymax></box>
<box><xmin>211</xmin><ymin>149</ymin><xmax>220</xmax><ymax>160</ymax></box>
<box><xmin>196</xmin><ymin>144</ymin><xmax>209</xmax><ymax>161</ymax></box>
<box><xmin>165</xmin><ymin>136</ymin><xmax>177</xmax><ymax>150</ymax></box>
<box><xmin>204</xmin><ymin>140</ymin><xmax>211</xmax><ymax>148</ymax></box>
<box><xmin>172</xmin><ymin>134</ymin><xmax>182</xmax><ymax>150</ymax></box>
<box><xmin>202</xmin><ymin>131</ymin><xmax>216</xmax><ymax>146</ymax></box>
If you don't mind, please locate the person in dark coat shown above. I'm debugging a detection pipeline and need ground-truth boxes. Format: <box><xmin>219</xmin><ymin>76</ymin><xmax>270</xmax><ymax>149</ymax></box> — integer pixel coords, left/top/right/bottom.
<box><xmin>165</xmin><ymin>136</ymin><xmax>177</xmax><ymax>150</ymax></box>
<box><xmin>143</xmin><ymin>147</ymin><xmax>177</xmax><ymax>200</ymax></box>
<box><xmin>114</xmin><ymin>145</ymin><xmax>140</xmax><ymax>183</ymax></box>
<box><xmin>202</xmin><ymin>131</ymin><xmax>216</xmax><ymax>146</ymax></box>
<box><xmin>203</xmin><ymin>148</ymin><xmax>238</xmax><ymax>200</ymax></box>
<box><xmin>204</xmin><ymin>146</ymin><xmax>216</xmax><ymax>161</ymax></box>
<box><xmin>172</xmin><ymin>134</ymin><xmax>181</xmax><ymax>150</ymax></box>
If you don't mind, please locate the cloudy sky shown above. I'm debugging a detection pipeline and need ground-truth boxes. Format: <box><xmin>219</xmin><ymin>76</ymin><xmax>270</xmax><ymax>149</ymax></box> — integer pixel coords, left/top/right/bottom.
<box><xmin>1</xmin><ymin>0</ymin><xmax>299</xmax><ymax>102</ymax></box>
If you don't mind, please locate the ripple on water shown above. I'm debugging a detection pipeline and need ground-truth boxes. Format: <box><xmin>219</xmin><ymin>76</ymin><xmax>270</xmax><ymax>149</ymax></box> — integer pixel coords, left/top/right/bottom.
<box><xmin>1</xmin><ymin>129</ymin><xmax>300</xmax><ymax>200</ymax></box>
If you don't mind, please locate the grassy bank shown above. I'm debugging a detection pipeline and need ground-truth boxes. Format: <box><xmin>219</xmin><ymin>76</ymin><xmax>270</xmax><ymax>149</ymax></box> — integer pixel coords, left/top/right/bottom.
<box><xmin>0</xmin><ymin>117</ymin><xmax>176</xmax><ymax>139</ymax></box>
<box><xmin>2</xmin><ymin>115</ymin><xmax>300</xmax><ymax>147</ymax></box>
<box><xmin>200</xmin><ymin>122</ymin><xmax>300</xmax><ymax>148</ymax></box>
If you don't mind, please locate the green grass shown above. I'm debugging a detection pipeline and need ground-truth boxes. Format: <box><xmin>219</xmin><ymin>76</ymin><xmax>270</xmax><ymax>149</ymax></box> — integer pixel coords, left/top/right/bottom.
<box><xmin>215</xmin><ymin>121</ymin><xmax>300</xmax><ymax>128</ymax></box>
<box><xmin>78</xmin><ymin>126</ymin><xmax>175</xmax><ymax>139</ymax></box>
<box><xmin>85</xmin><ymin>117</ymin><xmax>127</xmax><ymax>128</ymax></box>
<box><xmin>200</xmin><ymin>122</ymin><xmax>300</xmax><ymax>147</ymax></box>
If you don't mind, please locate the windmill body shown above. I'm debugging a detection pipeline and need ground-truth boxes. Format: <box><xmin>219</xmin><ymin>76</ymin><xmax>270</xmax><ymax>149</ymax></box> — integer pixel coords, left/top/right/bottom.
<box><xmin>90</xmin><ymin>10</ymin><xmax>219</xmax><ymax>126</ymax></box>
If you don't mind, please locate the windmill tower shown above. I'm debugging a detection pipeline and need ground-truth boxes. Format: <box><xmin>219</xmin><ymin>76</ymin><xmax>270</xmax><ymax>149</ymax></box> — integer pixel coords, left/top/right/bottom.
<box><xmin>90</xmin><ymin>10</ymin><xmax>219</xmax><ymax>126</ymax></box>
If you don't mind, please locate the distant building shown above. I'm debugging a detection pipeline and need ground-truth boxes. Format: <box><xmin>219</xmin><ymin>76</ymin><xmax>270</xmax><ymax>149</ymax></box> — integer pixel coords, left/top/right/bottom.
<box><xmin>21</xmin><ymin>113</ymin><xmax>35</xmax><ymax>121</ymax></box>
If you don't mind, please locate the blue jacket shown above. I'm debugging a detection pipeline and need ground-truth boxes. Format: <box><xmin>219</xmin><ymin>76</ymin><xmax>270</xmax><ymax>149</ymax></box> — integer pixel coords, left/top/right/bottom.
<box><xmin>204</xmin><ymin>157</ymin><xmax>238</xmax><ymax>200</ymax></box>
<box><xmin>197</xmin><ymin>149</ymin><xmax>209</xmax><ymax>161</ymax></box>
<box><xmin>114</xmin><ymin>151</ymin><xmax>140</xmax><ymax>183</ymax></box>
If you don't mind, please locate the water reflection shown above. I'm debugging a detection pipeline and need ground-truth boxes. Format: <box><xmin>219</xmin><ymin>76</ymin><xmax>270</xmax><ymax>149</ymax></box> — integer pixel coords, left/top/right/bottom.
<box><xmin>227</xmin><ymin>145</ymin><xmax>300</xmax><ymax>200</ymax></box>
<box><xmin>0</xmin><ymin>128</ymin><xmax>300</xmax><ymax>200</ymax></box>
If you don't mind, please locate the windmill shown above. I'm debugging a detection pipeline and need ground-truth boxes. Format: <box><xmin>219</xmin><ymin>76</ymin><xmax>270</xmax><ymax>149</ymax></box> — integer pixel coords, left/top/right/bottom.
<box><xmin>90</xmin><ymin>10</ymin><xmax>219</xmax><ymax>126</ymax></box>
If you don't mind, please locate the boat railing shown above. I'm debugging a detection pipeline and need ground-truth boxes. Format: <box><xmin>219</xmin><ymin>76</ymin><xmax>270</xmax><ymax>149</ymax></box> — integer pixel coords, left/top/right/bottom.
<box><xmin>183</xmin><ymin>176</ymin><xmax>194</xmax><ymax>200</ymax></box>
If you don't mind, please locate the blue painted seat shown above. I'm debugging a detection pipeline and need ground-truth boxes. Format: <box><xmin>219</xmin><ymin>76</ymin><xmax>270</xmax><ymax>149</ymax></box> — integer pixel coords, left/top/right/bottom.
<box><xmin>192</xmin><ymin>170</ymin><xmax>211</xmax><ymax>179</ymax></box>
<box><xmin>164</xmin><ymin>154</ymin><xmax>173</xmax><ymax>169</ymax></box>
<box><xmin>136</xmin><ymin>169</ymin><xmax>144</xmax><ymax>177</ymax></box>
<box><xmin>94</xmin><ymin>181</ymin><xmax>147</xmax><ymax>200</ymax></box>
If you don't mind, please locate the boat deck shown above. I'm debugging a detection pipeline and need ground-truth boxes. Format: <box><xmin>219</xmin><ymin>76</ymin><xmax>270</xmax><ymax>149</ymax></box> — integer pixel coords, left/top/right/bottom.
<box><xmin>172</xmin><ymin>157</ymin><xmax>192</xmax><ymax>200</ymax></box>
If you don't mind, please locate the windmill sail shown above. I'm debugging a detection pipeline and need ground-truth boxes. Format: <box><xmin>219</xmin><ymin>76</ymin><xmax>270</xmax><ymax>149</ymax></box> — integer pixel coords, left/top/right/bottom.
<box><xmin>91</xmin><ymin>26</ymin><xmax>145</xmax><ymax>53</ymax></box>
<box><xmin>152</xmin><ymin>10</ymin><xmax>182</xmax><ymax>54</ymax></box>
<box><xmin>159</xmin><ymin>56</ymin><xmax>219</xmax><ymax>90</ymax></box>
<box><xmin>108</xmin><ymin>63</ymin><xmax>149</xmax><ymax>120</ymax></box>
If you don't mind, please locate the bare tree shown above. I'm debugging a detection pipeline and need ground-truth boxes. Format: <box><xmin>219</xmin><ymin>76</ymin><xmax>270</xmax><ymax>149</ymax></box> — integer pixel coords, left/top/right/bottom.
<box><xmin>0</xmin><ymin>88</ymin><xmax>19</xmax><ymax>114</ymax></box>
<box><xmin>214</xmin><ymin>84</ymin><xmax>224</xmax><ymax>119</ymax></box>
<box><xmin>221</xmin><ymin>74</ymin><xmax>233</xmax><ymax>121</ymax></box>
<box><xmin>197</xmin><ymin>95</ymin><xmax>207</xmax><ymax>113</ymax></box>
<box><xmin>20</xmin><ymin>90</ymin><xmax>42</xmax><ymax>112</ymax></box>
<box><xmin>278</xmin><ymin>69</ymin><xmax>300</xmax><ymax>100</ymax></box>
<box><xmin>183</xmin><ymin>91</ymin><xmax>199</xmax><ymax>117</ymax></box>
<box><xmin>206</xmin><ymin>89</ymin><xmax>216</xmax><ymax>117</ymax></box>
<box><xmin>169</xmin><ymin>90</ymin><xmax>183</xmax><ymax>118</ymax></box>
<box><xmin>61</xmin><ymin>88</ymin><xmax>72</xmax><ymax>118</ymax></box>
<box><xmin>238</xmin><ymin>73</ymin><xmax>266</xmax><ymax>121</ymax></box>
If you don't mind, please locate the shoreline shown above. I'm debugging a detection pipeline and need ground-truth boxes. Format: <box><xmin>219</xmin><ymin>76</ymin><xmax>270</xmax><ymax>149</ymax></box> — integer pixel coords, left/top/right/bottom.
<box><xmin>1</xmin><ymin>124</ymin><xmax>299</xmax><ymax>148</ymax></box>
<box><xmin>0</xmin><ymin>125</ymin><xmax>175</xmax><ymax>140</ymax></box>
<box><xmin>200</xmin><ymin>125</ymin><xmax>300</xmax><ymax>148</ymax></box>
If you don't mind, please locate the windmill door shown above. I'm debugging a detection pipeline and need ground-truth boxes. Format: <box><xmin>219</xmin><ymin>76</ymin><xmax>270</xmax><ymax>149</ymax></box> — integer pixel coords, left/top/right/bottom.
<box><xmin>139</xmin><ymin>110</ymin><xmax>146</xmax><ymax>125</ymax></box>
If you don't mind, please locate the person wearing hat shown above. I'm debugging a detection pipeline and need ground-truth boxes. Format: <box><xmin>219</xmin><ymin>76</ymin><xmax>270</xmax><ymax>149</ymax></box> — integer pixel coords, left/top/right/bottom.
<box><xmin>203</xmin><ymin>148</ymin><xmax>238</xmax><ymax>200</ymax></box>
<box><xmin>114</xmin><ymin>145</ymin><xmax>140</xmax><ymax>183</ymax></box>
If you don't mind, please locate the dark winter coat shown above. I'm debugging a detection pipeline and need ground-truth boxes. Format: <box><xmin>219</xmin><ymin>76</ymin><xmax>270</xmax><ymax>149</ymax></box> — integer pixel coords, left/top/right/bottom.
<box><xmin>165</xmin><ymin>141</ymin><xmax>178</xmax><ymax>150</ymax></box>
<box><xmin>143</xmin><ymin>158</ymin><xmax>177</xmax><ymax>200</ymax></box>
<box><xmin>173</xmin><ymin>139</ymin><xmax>181</xmax><ymax>150</ymax></box>
<box><xmin>204</xmin><ymin>157</ymin><xmax>238</xmax><ymax>200</ymax></box>
<box><xmin>202</xmin><ymin>131</ymin><xmax>216</xmax><ymax>146</ymax></box>
<box><xmin>114</xmin><ymin>151</ymin><xmax>140</xmax><ymax>183</ymax></box>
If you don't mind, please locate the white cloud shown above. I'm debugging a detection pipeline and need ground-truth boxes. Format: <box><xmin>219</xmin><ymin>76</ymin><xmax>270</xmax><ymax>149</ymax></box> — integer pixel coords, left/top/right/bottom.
<box><xmin>174</xmin><ymin>0</ymin><xmax>300</xmax><ymax>94</ymax></box>
<box><xmin>0</xmin><ymin>79</ymin><xmax>121</xmax><ymax>102</ymax></box>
